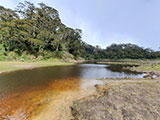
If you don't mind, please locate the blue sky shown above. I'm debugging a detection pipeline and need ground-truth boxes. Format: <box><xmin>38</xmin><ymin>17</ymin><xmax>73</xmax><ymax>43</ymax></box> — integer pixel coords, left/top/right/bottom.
<box><xmin>1</xmin><ymin>0</ymin><xmax>160</xmax><ymax>50</ymax></box>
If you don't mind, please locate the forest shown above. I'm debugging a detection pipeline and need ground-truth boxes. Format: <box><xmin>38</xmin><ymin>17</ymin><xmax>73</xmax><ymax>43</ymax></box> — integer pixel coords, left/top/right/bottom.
<box><xmin>0</xmin><ymin>1</ymin><xmax>160</xmax><ymax>61</ymax></box>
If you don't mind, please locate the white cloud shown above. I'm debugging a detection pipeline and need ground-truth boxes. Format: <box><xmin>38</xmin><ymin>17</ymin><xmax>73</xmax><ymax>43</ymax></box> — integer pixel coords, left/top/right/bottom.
<box><xmin>0</xmin><ymin>0</ymin><xmax>17</xmax><ymax>9</ymax></box>
<box><xmin>105</xmin><ymin>33</ymin><xmax>138</xmax><ymax>46</ymax></box>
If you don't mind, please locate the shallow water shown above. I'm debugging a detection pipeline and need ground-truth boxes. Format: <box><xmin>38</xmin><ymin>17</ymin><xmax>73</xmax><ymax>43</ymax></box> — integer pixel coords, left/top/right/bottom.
<box><xmin>0</xmin><ymin>64</ymin><xmax>144</xmax><ymax>119</ymax></box>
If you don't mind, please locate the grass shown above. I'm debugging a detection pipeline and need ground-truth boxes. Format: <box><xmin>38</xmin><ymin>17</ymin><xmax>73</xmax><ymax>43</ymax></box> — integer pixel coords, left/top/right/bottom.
<box><xmin>97</xmin><ymin>61</ymin><xmax>140</xmax><ymax>65</ymax></box>
<box><xmin>136</xmin><ymin>64</ymin><xmax>160</xmax><ymax>72</ymax></box>
<box><xmin>96</xmin><ymin>59</ymin><xmax>143</xmax><ymax>65</ymax></box>
<box><xmin>0</xmin><ymin>59</ymin><xmax>74</xmax><ymax>73</ymax></box>
<box><xmin>95</xmin><ymin>59</ymin><xmax>150</xmax><ymax>66</ymax></box>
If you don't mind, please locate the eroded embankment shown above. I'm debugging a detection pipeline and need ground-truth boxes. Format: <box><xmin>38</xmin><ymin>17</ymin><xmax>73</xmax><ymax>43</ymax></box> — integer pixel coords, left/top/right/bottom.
<box><xmin>71</xmin><ymin>78</ymin><xmax>160</xmax><ymax>120</ymax></box>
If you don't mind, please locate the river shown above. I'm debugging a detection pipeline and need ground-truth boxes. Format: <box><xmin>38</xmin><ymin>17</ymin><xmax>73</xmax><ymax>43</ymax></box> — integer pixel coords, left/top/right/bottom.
<box><xmin>0</xmin><ymin>64</ymin><xmax>144</xmax><ymax>119</ymax></box>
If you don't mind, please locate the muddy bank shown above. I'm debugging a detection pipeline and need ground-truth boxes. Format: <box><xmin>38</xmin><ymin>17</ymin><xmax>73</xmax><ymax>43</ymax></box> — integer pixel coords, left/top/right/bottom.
<box><xmin>71</xmin><ymin>79</ymin><xmax>160</xmax><ymax>120</ymax></box>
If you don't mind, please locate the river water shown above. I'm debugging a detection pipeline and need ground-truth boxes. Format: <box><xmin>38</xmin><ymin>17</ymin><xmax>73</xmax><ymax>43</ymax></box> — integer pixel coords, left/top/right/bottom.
<box><xmin>0</xmin><ymin>64</ymin><xmax>144</xmax><ymax>119</ymax></box>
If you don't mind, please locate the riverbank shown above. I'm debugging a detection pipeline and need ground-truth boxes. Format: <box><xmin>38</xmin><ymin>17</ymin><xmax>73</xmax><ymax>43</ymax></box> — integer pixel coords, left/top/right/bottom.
<box><xmin>130</xmin><ymin>61</ymin><xmax>160</xmax><ymax>74</ymax></box>
<box><xmin>71</xmin><ymin>60</ymin><xmax>160</xmax><ymax>120</ymax></box>
<box><xmin>94</xmin><ymin>59</ymin><xmax>160</xmax><ymax>65</ymax></box>
<box><xmin>97</xmin><ymin>59</ymin><xmax>160</xmax><ymax>77</ymax></box>
<box><xmin>71</xmin><ymin>78</ymin><xmax>160</xmax><ymax>120</ymax></box>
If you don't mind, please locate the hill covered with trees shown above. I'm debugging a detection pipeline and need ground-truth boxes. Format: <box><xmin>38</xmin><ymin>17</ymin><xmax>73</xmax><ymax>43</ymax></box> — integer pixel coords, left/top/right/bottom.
<box><xmin>0</xmin><ymin>1</ymin><xmax>83</xmax><ymax>60</ymax></box>
<box><xmin>105</xmin><ymin>43</ymin><xmax>160</xmax><ymax>59</ymax></box>
<box><xmin>0</xmin><ymin>1</ymin><xmax>160</xmax><ymax>61</ymax></box>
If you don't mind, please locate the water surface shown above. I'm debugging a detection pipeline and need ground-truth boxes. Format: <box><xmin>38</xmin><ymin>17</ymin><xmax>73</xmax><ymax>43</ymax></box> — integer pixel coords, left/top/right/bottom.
<box><xmin>0</xmin><ymin>64</ymin><xmax>144</xmax><ymax>119</ymax></box>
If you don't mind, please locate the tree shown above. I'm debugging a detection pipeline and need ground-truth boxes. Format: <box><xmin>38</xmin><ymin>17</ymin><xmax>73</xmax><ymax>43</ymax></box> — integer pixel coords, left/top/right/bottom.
<box><xmin>0</xmin><ymin>2</ymin><xmax>84</xmax><ymax>59</ymax></box>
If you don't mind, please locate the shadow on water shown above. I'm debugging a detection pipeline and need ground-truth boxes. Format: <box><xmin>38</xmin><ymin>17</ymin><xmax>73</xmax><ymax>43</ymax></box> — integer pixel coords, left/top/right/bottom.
<box><xmin>0</xmin><ymin>65</ymin><xmax>81</xmax><ymax>94</ymax></box>
<box><xmin>106</xmin><ymin>64</ymin><xmax>141</xmax><ymax>74</ymax></box>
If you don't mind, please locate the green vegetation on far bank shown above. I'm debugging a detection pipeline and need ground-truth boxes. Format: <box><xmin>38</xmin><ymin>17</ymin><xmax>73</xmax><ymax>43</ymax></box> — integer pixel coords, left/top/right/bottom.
<box><xmin>96</xmin><ymin>60</ymin><xmax>142</xmax><ymax>65</ymax></box>
<box><xmin>135</xmin><ymin>63</ymin><xmax>160</xmax><ymax>72</ymax></box>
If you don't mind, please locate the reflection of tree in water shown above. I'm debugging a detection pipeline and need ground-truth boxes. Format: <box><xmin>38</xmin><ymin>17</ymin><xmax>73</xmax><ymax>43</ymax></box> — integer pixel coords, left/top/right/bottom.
<box><xmin>106</xmin><ymin>64</ymin><xmax>141</xmax><ymax>75</ymax></box>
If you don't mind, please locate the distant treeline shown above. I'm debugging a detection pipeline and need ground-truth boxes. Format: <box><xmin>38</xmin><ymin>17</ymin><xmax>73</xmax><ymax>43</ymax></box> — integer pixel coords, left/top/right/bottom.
<box><xmin>103</xmin><ymin>43</ymin><xmax>160</xmax><ymax>59</ymax></box>
<box><xmin>82</xmin><ymin>43</ymin><xmax>160</xmax><ymax>60</ymax></box>
<box><xmin>0</xmin><ymin>1</ymin><xmax>160</xmax><ymax>60</ymax></box>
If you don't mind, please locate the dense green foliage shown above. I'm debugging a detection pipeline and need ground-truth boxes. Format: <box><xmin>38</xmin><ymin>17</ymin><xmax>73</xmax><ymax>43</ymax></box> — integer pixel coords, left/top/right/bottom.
<box><xmin>105</xmin><ymin>43</ymin><xmax>160</xmax><ymax>59</ymax></box>
<box><xmin>0</xmin><ymin>1</ymin><xmax>160</xmax><ymax>61</ymax></box>
<box><xmin>0</xmin><ymin>1</ymin><xmax>83</xmax><ymax>60</ymax></box>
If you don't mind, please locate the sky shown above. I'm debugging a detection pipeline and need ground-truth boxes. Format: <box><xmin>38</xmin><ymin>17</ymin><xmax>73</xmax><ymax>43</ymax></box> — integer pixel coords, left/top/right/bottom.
<box><xmin>0</xmin><ymin>0</ymin><xmax>160</xmax><ymax>50</ymax></box>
